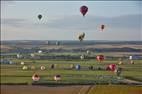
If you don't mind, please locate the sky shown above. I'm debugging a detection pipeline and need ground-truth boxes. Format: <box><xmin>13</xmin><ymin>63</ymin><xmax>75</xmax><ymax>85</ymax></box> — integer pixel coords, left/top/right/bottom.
<box><xmin>1</xmin><ymin>1</ymin><xmax>142</xmax><ymax>41</ymax></box>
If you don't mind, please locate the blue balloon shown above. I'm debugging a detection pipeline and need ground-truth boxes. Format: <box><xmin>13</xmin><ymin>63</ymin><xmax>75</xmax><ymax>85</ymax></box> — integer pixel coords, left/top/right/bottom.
<box><xmin>75</xmin><ymin>64</ymin><xmax>81</xmax><ymax>70</ymax></box>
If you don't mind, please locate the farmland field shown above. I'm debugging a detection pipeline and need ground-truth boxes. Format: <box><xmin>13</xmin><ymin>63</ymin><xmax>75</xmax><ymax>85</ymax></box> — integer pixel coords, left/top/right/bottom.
<box><xmin>1</xmin><ymin>40</ymin><xmax>142</xmax><ymax>94</ymax></box>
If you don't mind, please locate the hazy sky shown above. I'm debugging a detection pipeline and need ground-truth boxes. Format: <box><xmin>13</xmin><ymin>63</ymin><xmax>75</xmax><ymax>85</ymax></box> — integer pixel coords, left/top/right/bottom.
<box><xmin>1</xmin><ymin>1</ymin><xmax>142</xmax><ymax>41</ymax></box>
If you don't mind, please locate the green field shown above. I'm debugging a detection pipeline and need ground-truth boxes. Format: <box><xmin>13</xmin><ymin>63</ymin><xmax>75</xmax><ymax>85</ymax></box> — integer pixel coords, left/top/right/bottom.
<box><xmin>1</xmin><ymin>59</ymin><xmax>142</xmax><ymax>84</ymax></box>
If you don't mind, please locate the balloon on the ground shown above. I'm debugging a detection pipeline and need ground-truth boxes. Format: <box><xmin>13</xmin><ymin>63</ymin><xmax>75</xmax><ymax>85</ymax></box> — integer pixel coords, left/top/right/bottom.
<box><xmin>31</xmin><ymin>53</ymin><xmax>35</xmax><ymax>57</ymax></box>
<box><xmin>31</xmin><ymin>65</ymin><xmax>36</xmax><ymax>70</ymax></box>
<box><xmin>38</xmin><ymin>50</ymin><xmax>42</xmax><ymax>53</ymax></box>
<box><xmin>22</xmin><ymin>66</ymin><xmax>28</xmax><ymax>70</ymax></box>
<box><xmin>80</xmin><ymin>55</ymin><xmax>85</xmax><ymax>60</ymax></box>
<box><xmin>40</xmin><ymin>66</ymin><xmax>46</xmax><ymax>70</ymax></box>
<box><xmin>50</xmin><ymin>64</ymin><xmax>55</xmax><ymax>69</ymax></box>
<box><xmin>70</xmin><ymin>64</ymin><xmax>74</xmax><ymax>69</ymax></box>
<box><xmin>21</xmin><ymin>62</ymin><xmax>24</xmax><ymax>65</ymax></box>
<box><xmin>118</xmin><ymin>61</ymin><xmax>123</xmax><ymax>65</ymax></box>
<box><xmin>75</xmin><ymin>64</ymin><xmax>81</xmax><ymax>70</ymax></box>
<box><xmin>130</xmin><ymin>60</ymin><xmax>134</xmax><ymax>64</ymax></box>
<box><xmin>86</xmin><ymin>50</ymin><xmax>91</xmax><ymax>55</ymax></box>
<box><xmin>107</xmin><ymin>64</ymin><xmax>116</xmax><ymax>71</ymax></box>
<box><xmin>96</xmin><ymin>55</ymin><xmax>105</xmax><ymax>62</ymax></box>
<box><xmin>54</xmin><ymin>75</ymin><xmax>61</xmax><ymax>81</ymax></box>
<box><xmin>80</xmin><ymin>5</ymin><xmax>88</xmax><ymax>17</ymax></box>
<box><xmin>32</xmin><ymin>74</ymin><xmax>40</xmax><ymax>81</ymax></box>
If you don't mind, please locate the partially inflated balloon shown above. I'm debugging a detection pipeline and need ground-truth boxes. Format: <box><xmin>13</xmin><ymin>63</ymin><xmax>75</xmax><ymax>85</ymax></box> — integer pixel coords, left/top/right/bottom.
<box><xmin>80</xmin><ymin>6</ymin><xmax>88</xmax><ymax>17</ymax></box>
<box><xmin>32</xmin><ymin>74</ymin><xmax>40</xmax><ymax>81</ymax></box>
<box><xmin>96</xmin><ymin>55</ymin><xmax>105</xmax><ymax>62</ymax></box>
<box><xmin>108</xmin><ymin>64</ymin><xmax>116</xmax><ymax>71</ymax></box>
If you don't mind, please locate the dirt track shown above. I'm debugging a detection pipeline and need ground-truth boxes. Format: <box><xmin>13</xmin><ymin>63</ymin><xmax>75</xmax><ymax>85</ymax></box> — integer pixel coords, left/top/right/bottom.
<box><xmin>1</xmin><ymin>85</ymin><xmax>91</xmax><ymax>94</ymax></box>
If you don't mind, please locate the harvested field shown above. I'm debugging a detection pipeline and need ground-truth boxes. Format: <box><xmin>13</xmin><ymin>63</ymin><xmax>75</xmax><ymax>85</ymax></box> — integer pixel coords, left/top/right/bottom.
<box><xmin>1</xmin><ymin>85</ymin><xmax>142</xmax><ymax>94</ymax></box>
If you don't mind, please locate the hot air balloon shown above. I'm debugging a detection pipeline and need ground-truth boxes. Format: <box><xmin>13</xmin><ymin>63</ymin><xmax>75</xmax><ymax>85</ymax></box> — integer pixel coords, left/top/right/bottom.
<box><xmin>50</xmin><ymin>64</ymin><xmax>55</xmax><ymax>69</ymax></box>
<box><xmin>130</xmin><ymin>60</ymin><xmax>134</xmax><ymax>64</ymax></box>
<box><xmin>22</xmin><ymin>66</ymin><xmax>28</xmax><ymax>70</ymax></box>
<box><xmin>107</xmin><ymin>64</ymin><xmax>116</xmax><ymax>71</ymax></box>
<box><xmin>96</xmin><ymin>55</ymin><xmax>105</xmax><ymax>62</ymax></box>
<box><xmin>54</xmin><ymin>75</ymin><xmax>61</xmax><ymax>81</ymax></box>
<box><xmin>88</xmin><ymin>65</ymin><xmax>93</xmax><ymax>70</ymax></box>
<box><xmin>32</xmin><ymin>74</ymin><xmax>40</xmax><ymax>81</ymax></box>
<box><xmin>80</xmin><ymin>55</ymin><xmax>85</xmax><ymax>60</ymax></box>
<box><xmin>31</xmin><ymin>65</ymin><xmax>36</xmax><ymax>70</ymax></box>
<box><xmin>114</xmin><ymin>67</ymin><xmax>122</xmax><ymax>76</ymax></box>
<box><xmin>38</xmin><ymin>14</ymin><xmax>42</xmax><ymax>20</ymax></box>
<box><xmin>101</xmin><ymin>25</ymin><xmax>105</xmax><ymax>31</ymax></box>
<box><xmin>40</xmin><ymin>66</ymin><xmax>46</xmax><ymax>70</ymax></box>
<box><xmin>75</xmin><ymin>64</ymin><xmax>81</xmax><ymax>70</ymax></box>
<box><xmin>80</xmin><ymin>6</ymin><xmax>88</xmax><ymax>17</ymax></box>
<box><xmin>86</xmin><ymin>50</ymin><xmax>91</xmax><ymax>55</ymax></box>
<box><xmin>21</xmin><ymin>62</ymin><xmax>25</xmax><ymax>65</ymax></box>
<box><xmin>78</xmin><ymin>33</ymin><xmax>85</xmax><ymax>42</ymax></box>
<box><xmin>70</xmin><ymin>64</ymin><xmax>74</xmax><ymax>69</ymax></box>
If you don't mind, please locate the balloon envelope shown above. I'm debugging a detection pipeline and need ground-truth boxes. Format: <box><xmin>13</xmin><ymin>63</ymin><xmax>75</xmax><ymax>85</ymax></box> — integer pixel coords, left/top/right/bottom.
<box><xmin>38</xmin><ymin>14</ymin><xmax>42</xmax><ymax>20</ymax></box>
<box><xmin>96</xmin><ymin>55</ymin><xmax>105</xmax><ymax>62</ymax></box>
<box><xmin>32</xmin><ymin>74</ymin><xmax>40</xmax><ymax>81</ymax></box>
<box><xmin>54</xmin><ymin>75</ymin><xmax>61</xmax><ymax>81</ymax></box>
<box><xmin>101</xmin><ymin>25</ymin><xmax>105</xmax><ymax>31</ymax></box>
<box><xmin>80</xmin><ymin>6</ymin><xmax>88</xmax><ymax>16</ymax></box>
<box><xmin>108</xmin><ymin>64</ymin><xmax>116</xmax><ymax>71</ymax></box>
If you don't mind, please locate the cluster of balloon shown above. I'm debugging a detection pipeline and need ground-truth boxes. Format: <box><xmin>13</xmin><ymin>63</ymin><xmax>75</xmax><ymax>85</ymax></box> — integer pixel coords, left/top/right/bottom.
<box><xmin>38</xmin><ymin>14</ymin><xmax>42</xmax><ymax>20</ymax></box>
<box><xmin>80</xmin><ymin>55</ymin><xmax>85</xmax><ymax>60</ymax></box>
<box><xmin>107</xmin><ymin>64</ymin><xmax>116</xmax><ymax>71</ymax></box>
<box><xmin>40</xmin><ymin>66</ymin><xmax>46</xmax><ymax>70</ymax></box>
<box><xmin>101</xmin><ymin>24</ymin><xmax>105</xmax><ymax>31</ymax></box>
<box><xmin>75</xmin><ymin>64</ymin><xmax>81</xmax><ymax>70</ymax></box>
<box><xmin>31</xmin><ymin>65</ymin><xmax>36</xmax><ymax>70</ymax></box>
<box><xmin>96</xmin><ymin>55</ymin><xmax>105</xmax><ymax>62</ymax></box>
<box><xmin>78</xmin><ymin>33</ymin><xmax>85</xmax><ymax>42</ymax></box>
<box><xmin>22</xmin><ymin>66</ymin><xmax>28</xmax><ymax>70</ymax></box>
<box><xmin>80</xmin><ymin>5</ymin><xmax>88</xmax><ymax>17</ymax></box>
<box><xmin>32</xmin><ymin>74</ymin><xmax>40</xmax><ymax>81</ymax></box>
<box><xmin>21</xmin><ymin>62</ymin><xmax>25</xmax><ymax>65</ymax></box>
<box><xmin>54</xmin><ymin>75</ymin><xmax>61</xmax><ymax>81</ymax></box>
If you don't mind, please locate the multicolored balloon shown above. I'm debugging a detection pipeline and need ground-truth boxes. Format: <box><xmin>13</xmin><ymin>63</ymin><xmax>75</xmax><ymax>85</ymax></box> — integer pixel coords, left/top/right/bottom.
<box><xmin>32</xmin><ymin>74</ymin><xmax>40</xmax><ymax>81</ymax></box>
<box><xmin>80</xmin><ymin>6</ymin><xmax>88</xmax><ymax>17</ymax></box>
<box><xmin>78</xmin><ymin>33</ymin><xmax>85</xmax><ymax>42</ymax></box>
<box><xmin>107</xmin><ymin>64</ymin><xmax>116</xmax><ymax>71</ymax></box>
<box><xmin>96</xmin><ymin>55</ymin><xmax>105</xmax><ymax>62</ymax></box>
<box><xmin>54</xmin><ymin>75</ymin><xmax>61</xmax><ymax>81</ymax></box>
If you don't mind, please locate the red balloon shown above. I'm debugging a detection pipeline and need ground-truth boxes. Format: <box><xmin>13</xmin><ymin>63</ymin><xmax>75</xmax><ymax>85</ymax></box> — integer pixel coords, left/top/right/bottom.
<box><xmin>80</xmin><ymin>6</ymin><xmax>88</xmax><ymax>17</ymax></box>
<box><xmin>101</xmin><ymin>25</ymin><xmax>105</xmax><ymax>31</ymax></box>
<box><xmin>107</xmin><ymin>64</ymin><xmax>116</xmax><ymax>71</ymax></box>
<box><xmin>96</xmin><ymin>55</ymin><xmax>105</xmax><ymax>62</ymax></box>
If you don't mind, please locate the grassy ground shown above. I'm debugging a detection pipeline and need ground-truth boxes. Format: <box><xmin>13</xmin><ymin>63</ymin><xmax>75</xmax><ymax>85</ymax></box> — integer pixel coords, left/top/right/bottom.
<box><xmin>1</xmin><ymin>59</ymin><xmax>142</xmax><ymax>84</ymax></box>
